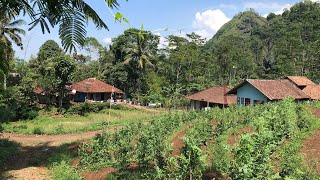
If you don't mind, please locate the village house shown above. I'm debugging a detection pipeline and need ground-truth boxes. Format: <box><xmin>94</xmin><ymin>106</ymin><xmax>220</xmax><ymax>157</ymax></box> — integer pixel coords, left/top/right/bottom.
<box><xmin>34</xmin><ymin>88</ymin><xmax>59</xmax><ymax>104</ymax></box>
<box><xmin>226</xmin><ymin>76</ymin><xmax>320</xmax><ymax>106</ymax></box>
<box><xmin>71</xmin><ymin>78</ymin><xmax>124</xmax><ymax>102</ymax></box>
<box><xmin>186</xmin><ymin>86</ymin><xmax>237</xmax><ymax>110</ymax></box>
<box><xmin>287</xmin><ymin>76</ymin><xmax>320</xmax><ymax>100</ymax></box>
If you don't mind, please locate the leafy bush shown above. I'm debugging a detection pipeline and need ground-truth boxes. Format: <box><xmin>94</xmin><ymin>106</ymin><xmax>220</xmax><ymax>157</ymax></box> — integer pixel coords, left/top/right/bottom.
<box><xmin>211</xmin><ymin>143</ymin><xmax>232</xmax><ymax>175</ymax></box>
<box><xmin>177</xmin><ymin>138</ymin><xmax>207</xmax><ymax>179</ymax></box>
<box><xmin>0</xmin><ymin>87</ymin><xmax>38</xmax><ymax>122</ymax></box>
<box><xmin>231</xmin><ymin>132</ymin><xmax>276</xmax><ymax>179</ymax></box>
<box><xmin>33</xmin><ymin>127</ymin><xmax>44</xmax><ymax>135</ymax></box>
<box><xmin>67</xmin><ymin>102</ymin><xmax>110</xmax><ymax>115</ymax></box>
<box><xmin>51</xmin><ymin>161</ymin><xmax>82</xmax><ymax>180</ymax></box>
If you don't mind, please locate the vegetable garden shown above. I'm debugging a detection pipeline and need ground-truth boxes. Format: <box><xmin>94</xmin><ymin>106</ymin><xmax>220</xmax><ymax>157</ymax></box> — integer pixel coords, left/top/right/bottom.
<box><xmin>50</xmin><ymin>98</ymin><xmax>320</xmax><ymax>179</ymax></box>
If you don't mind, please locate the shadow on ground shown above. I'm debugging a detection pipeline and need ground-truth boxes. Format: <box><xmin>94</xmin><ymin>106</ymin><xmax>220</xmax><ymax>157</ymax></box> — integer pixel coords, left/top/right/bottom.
<box><xmin>0</xmin><ymin>140</ymin><xmax>57</xmax><ymax>179</ymax></box>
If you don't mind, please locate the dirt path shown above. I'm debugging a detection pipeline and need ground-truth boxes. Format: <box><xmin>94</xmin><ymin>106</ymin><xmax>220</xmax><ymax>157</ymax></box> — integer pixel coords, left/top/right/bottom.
<box><xmin>126</xmin><ymin>104</ymin><xmax>162</xmax><ymax>113</ymax></box>
<box><xmin>1</xmin><ymin>126</ymin><xmax>121</xmax><ymax>147</ymax></box>
<box><xmin>0</xmin><ymin>126</ymin><xmax>122</xmax><ymax>180</ymax></box>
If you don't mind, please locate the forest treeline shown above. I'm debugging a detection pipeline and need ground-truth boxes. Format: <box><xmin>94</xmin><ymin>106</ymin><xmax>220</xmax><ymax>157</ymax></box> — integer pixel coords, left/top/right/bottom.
<box><xmin>1</xmin><ymin>1</ymin><xmax>320</xmax><ymax>120</ymax></box>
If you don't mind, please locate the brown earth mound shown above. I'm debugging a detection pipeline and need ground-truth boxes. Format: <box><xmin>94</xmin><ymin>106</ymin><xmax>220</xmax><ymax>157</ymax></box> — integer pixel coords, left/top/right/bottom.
<box><xmin>301</xmin><ymin>129</ymin><xmax>320</xmax><ymax>174</ymax></box>
<box><xmin>82</xmin><ymin>167</ymin><xmax>115</xmax><ymax>180</ymax></box>
<box><xmin>171</xmin><ymin>129</ymin><xmax>186</xmax><ymax>156</ymax></box>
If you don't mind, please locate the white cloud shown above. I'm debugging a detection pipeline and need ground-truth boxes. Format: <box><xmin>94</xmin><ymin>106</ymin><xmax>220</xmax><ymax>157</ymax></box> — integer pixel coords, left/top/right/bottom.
<box><xmin>103</xmin><ymin>37</ymin><xmax>112</xmax><ymax>45</ymax></box>
<box><xmin>273</xmin><ymin>4</ymin><xmax>292</xmax><ymax>15</ymax></box>
<box><xmin>192</xmin><ymin>9</ymin><xmax>230</xmax><ymax>39</ymax></box>
<box><xmin>263</xmin><ymin>4</ymin><xmax>292</xmax><ymax>17</ymax></box>
<box><xmin>155</xmin><ymin>32</ymin><xmax>169</xmax><ymax>49</ymax></box>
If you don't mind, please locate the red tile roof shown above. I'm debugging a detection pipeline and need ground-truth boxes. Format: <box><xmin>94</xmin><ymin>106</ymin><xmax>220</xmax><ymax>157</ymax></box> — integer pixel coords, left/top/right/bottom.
<box><xmin>302</xmin><ymin>84</ymin><xmax>320</xmax><ymax>100</ymax></box>
<box><xmin>34</xmin><ymin>87</ymin><xmax>44</xmax><ymax>94</ymax></box>
<box><xmin>71</xmin><ymin>78</ymin><xmax>123</xmax><ymax>93</ymax></box>
<box><xmin>287</xmin><ymin>76</ymin><xmax>315</xmax><ymax>86</ymax></box>
<box><xmin>228</xmin><ymin>79</ymin><xmax>310</xmax><ymax>100</ymax></box>
<box><xmin>186</xmin><ymin>86</ymin><xmax>236</xmax><ymax>105</ymax></box>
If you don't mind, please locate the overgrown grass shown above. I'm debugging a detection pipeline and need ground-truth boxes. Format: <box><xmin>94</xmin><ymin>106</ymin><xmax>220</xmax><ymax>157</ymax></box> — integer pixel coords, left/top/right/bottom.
<box><xmin>1</xmin><ymin>108</ymin><xmax>160</xmax><ymax>135</ymax></box>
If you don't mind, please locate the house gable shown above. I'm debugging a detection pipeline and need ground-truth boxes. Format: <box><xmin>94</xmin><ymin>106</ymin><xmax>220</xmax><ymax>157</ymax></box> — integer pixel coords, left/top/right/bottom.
<box><xmin>236</xmin><ymin>83</ymin><xmax>269</xmax><ymax>106</ymax></box>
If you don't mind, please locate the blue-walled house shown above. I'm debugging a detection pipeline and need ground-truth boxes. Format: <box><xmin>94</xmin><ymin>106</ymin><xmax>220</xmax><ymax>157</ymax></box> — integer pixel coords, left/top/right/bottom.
<box><xmin>227</xmin><ymin>79</ymin><xmax>310</xmax><ymax>106</ymax></box>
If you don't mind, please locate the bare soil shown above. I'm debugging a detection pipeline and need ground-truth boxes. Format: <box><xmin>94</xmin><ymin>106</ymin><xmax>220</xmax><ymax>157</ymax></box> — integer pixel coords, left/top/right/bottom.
<box><xmin>171</xmin><ymin>130</ymin><xmax>186</xmax><ymax>156</ymax></box>
<box><xmin>82</xmin><ymin>167</ymin><xmax>115</xmax><ymax>180</ymax></box>
<box><xmin>301</xmin><ymin>129</ymin><xmax>320</xmax><ymax>174</ymax></box>
<box><xmin>0</xmin><ymin>126</ymin><xmax>120</xmax><ymax>180</ymax></box>
<box><xmin>171</xmin><ymin>124</ymin><xmax>189</xmax><ymax>156</ymax></box>
<box><xmin>202</xmin><ymin>169</ymin><xmax>228</xmax><ymax>180</ymax></box>
<box><xmin>0</xmin><ymin>144</ymin><xmax>56</xmax><ymax>180</ymax></box>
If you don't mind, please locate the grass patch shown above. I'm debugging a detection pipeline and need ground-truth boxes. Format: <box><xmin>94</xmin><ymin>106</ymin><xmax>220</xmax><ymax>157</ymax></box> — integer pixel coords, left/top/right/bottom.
<box><xmin>48</xmin><ymin>143</ymin><xmax>82</xmax><ymax>180</ymax></box>
<box><xmin>51</xmin><ymin>161</ymin><xmax>82</xmax><ymax>180</ymax></box>
<box><xmin>1</xmin><ymin>108</ymin><xmax>161</xmax><ymax>135</ymax></box>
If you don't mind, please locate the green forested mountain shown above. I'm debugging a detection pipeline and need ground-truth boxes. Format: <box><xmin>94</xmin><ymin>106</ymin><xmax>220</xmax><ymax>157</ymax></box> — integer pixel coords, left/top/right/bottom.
<box><xmin>206</xmin><ymin>1</ymin><xmax>320</xmax><ymax>82</ymax></box>
<box><xmin>205</xmin><ymin>11</ymin><xmax>267</xmax><ymax>49</ymax></box>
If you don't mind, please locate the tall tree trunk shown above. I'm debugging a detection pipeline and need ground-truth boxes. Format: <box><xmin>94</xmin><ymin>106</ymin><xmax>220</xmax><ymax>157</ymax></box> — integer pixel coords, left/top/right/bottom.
<box><xmin>3</xmin><ymin>73</ymin><xmax>6</xmax><ymax>90</ymax></box>
<box><xmin>59</xmin><ymin>89</ymin><xmax>63</xmax><ymax>109</ymax></box>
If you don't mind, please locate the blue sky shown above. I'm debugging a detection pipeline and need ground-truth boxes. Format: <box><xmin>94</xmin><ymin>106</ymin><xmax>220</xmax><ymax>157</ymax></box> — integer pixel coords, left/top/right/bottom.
<box><xmin>14</xmin><ymin>0</ymin><xmax>302</xmax><ymax>59</ymax></box>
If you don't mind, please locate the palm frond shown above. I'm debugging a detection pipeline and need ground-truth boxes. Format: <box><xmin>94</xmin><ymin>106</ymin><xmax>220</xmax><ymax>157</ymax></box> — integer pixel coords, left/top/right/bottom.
<box><xmin>5</xmin><ymin>33</ymin><xmax>23</xmax><ymax>49</ymax></box>
<box><xmin>71</xmin><ymin>0</ymin><xmax>108</xmax><ymax>29</ymax></box>
<box><xmin>5</xmin><ymin>27</ymin><xmax>26</xmax><ymax>35</ymax></box>
<box><xmin>59</xmin><ymin>9</ymin><xmax>87</xmax><ymax>53</ymax></box>
<box><xmin>7</xmin><ymin>19</ymin><xmax>26</xmax><ymax>27</ymax></box>
<box><xmin>0</xmin><ymin>0</ymin><xmax>34</xmax><ymax>19</ymax></box>
<box><xmin>123</xmin><ymin>54</ymin><xmax>133</xmax><ymax>64</ymax></box>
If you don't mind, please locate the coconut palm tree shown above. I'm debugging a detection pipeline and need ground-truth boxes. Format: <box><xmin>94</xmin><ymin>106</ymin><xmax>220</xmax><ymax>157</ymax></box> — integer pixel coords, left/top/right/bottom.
<box><xmin>123</xmin><ymin>32</ymin><xmax>154</xmax><ymax>71</ymax></box>
<box><xmin>0</xmin><ymin>17</ymin><xmax>26</xmax><ymax>49</ymax></box>
<box><xmin>122</xmin><ymin>29</ymin><xmax>159</xmax><ymax>101</ymax></box>
<box><xmin>0</xmin><ymin>16</ymin><xmax>25</xmax><ymax>89</ymax></box>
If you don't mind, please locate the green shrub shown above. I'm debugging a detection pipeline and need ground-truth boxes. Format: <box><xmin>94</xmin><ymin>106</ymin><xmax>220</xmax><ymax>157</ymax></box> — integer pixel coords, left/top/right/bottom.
<box><xmin>211</xmin><ymin>143</ymin><xmax>232</xmax><ymax>175</ymax></box>
<box><xmin>0</xmin><ymin>87</ymin><xmax>38</xmax><ymax>122</ymax></box>
<box><xmin>20</xmin><ymin>108</ymin><xmax>39</xmax><ymax>120</ymax></box>
<box><xmin>51</xmin><ymin>161</ymin><xmax>82</xmax><ymax>180</ymax></box>
<box><xmin>67</xmin><ymin>102</ymin><xmax>111</xmax><ymax>116</ymax></box>
<box><xmin>33</xmin><ymin>127</ymin><xmax>44</xmax><ymax>135</ymax></box>
<box><xmin>231</xmin><ymin>132</ymin><xmax>276</xmax><ymax>179</ymax></box>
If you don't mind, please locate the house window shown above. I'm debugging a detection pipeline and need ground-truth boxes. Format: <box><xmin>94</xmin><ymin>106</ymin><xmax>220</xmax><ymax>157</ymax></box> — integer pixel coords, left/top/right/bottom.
<box><xmin>240</xmin><ymin>97</ymin><xmax>245</xmax><ymax>105</ymax></box>
<box><xmin>237</xmin><ymin>97</ymin><xmax>240</xmax><ymax>104</ymax></box>
<box><xmin>245</xmin><ymin>98</ymin><xmax>251</xmax><ymax>106</ymax></box>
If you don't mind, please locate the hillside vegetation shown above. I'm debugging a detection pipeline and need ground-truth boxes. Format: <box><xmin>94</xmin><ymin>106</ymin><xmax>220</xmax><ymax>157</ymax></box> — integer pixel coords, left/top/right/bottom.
<box><xmin>47</xmin><ymin>99</ymin><xmax>320</xmax><ymax>179</ymax></box>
